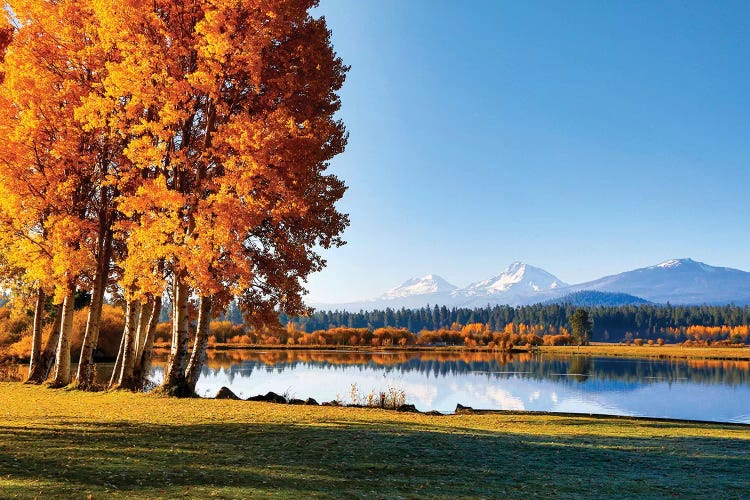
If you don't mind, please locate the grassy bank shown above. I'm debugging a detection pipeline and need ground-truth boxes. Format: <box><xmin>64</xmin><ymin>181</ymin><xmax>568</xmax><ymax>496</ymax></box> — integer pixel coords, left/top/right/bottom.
<box><xmin>540</xmin><ymin>344</ymin><xmax>750</xmax><ymax>360</ymax></box>
<box><xmin>1</xmin><ymin>384</ymin><xmax>749</xmax><ymax>498</ymax></box>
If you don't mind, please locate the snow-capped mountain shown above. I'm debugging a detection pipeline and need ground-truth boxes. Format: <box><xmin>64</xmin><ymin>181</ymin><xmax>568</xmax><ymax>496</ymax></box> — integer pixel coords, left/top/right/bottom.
<box><xmin>314</xmin><ymin>263</ymin><xmax>567</xmax><ymax>311</ymax></box>
<box><xmin>458</xmin><ymin>261</ymin><xmax>566</xmax><ymax>296</ymax></box>
<box><xmin>315</xmin><ymin>274</ymin><xmax>458</xmax><ymax>311</ymax></box>
<box><xmin>380</xmin><ymin>274</ymin><xmax>457</xmax><ymax>299</ymax></box>
<box><xmin>566</xmin><ymin>258</ymin><xmax>750</xmax><ymax>305</ymax></box>
<box><xmin>448</xmin><ymin>261</ymin><xmax>567</xmax><ymax>307</ymax></box>
<box><xmin>311</xmin><ymin>258</ymin><xmax>750</xmax><ymax>312</ymax></box>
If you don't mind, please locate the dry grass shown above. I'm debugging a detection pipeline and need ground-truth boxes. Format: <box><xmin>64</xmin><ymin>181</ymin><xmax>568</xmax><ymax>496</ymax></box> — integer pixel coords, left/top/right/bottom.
<box><xmin>1</xmin><ymin>383</ymin><xmax>749</xmax><ymax>498</ymax></box>
<box><xmin>540</xmin><ymin>344</ymin><xmax>750</xmax><ymax>360</ymax></box>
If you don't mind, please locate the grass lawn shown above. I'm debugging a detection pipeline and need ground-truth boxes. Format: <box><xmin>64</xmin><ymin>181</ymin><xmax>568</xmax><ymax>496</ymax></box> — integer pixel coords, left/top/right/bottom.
<box><xmin>1</xmin><ymin>383</ymin><xmax>749</xmax><ymax>499</ymax></box>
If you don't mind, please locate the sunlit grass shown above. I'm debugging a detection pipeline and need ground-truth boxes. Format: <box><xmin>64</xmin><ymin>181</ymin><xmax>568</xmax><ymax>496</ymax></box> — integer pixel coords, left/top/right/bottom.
<box><xmin>1</xmin><ymin>383</ymin><xmax>749</xmax><ymax>498</ymax></box>
<box><xmin>540</xmin><ymin>344</ymin><xmax>750</xmax><ymax>360</ymax></box>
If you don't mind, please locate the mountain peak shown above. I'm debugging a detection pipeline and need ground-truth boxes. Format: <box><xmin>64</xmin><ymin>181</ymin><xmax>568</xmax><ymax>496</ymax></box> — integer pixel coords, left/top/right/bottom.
<box><xmin>381</xmin><ymin>274</ymin><xmax>457</xmax><ymax>299</ymax></box>
<box><xmin>460</xmin><ymin>262</ymin><xmax>567</xmax><ymax>296</ymax></box>
<box><xmin>505</xmin><ymin>261</ymin><xmax>527</xmax><ymax>273</ymax></box>
<box><xmin>571</xmin><ymin>258</ymin><xmax>750</xmax><ymax>304</ymax></box>
<box><xmin>653</xmin><ymin>258</ymin><xmax>695</xmax><ymax>269</ymax></box>
<box><xmin>650</xmin><ymin>258</ymin><xmax>718</xmax><ymax>272</ymax></box>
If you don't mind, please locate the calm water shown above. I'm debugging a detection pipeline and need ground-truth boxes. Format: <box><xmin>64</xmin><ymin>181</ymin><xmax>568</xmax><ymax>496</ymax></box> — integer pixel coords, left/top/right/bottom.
<box><xmin>146</xmin><ymin>349</ymin><xmax>750</xmax><ymax>423</ymax></box>
<box><xmin>8</xmin><ymin>349</ymin><xmax>749</xmax><ymax>423</ymax></box>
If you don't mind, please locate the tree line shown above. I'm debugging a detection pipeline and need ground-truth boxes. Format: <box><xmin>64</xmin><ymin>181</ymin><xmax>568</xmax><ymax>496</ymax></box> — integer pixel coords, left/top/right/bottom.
<box><xmin>200</xmin><ymin>323</ymin><xmax>563</xmax><ymax>348</ymax></box>
<box><xmin>280</xmin><ymin>303</ymin><xmax>750</xmax><ymax>343</ymax></box>
<box><xmin>0</xmin><ymin>0</ymin><xmax>347</xmax><ymax>395</ymax></box>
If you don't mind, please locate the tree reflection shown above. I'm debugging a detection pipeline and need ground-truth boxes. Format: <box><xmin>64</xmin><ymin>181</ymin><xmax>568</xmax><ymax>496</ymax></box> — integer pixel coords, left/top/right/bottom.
<box><xmin>567</xmin><ymin>356</ymin><xmax>592</xmax><ymax>383</ymax></box>
<box><xmin>146</xmin><ymin>349</ymin><xmax>750</xmax><ymax>386</ymax></box>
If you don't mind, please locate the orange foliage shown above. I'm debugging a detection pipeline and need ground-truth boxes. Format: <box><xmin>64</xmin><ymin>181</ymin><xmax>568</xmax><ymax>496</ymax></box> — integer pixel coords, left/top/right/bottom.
<box><xmin>200</xmin><ymin>322</ymin><xmax>555</xmax><ymax>350</ymax></box>
<box><xmin>660</xmin><ymin>325</ymin><xmax>749</xmax><ymax>343</ymax></box>
<box><xmin>182</xmin><ymin>349</ymin><xmax>534</xmax><ymax>371</ymax></box>
<box><xmin>542</xmin><ymin>334</ymin><xmax>574</xmax><ymax>346</ymax></box>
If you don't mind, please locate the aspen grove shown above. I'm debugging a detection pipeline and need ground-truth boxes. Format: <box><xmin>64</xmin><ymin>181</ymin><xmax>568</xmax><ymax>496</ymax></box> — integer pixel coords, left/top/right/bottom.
<box><xmin>0</xmin><ymin>0</ymin><xmax>348</xmax><ymax>395</ymax></box>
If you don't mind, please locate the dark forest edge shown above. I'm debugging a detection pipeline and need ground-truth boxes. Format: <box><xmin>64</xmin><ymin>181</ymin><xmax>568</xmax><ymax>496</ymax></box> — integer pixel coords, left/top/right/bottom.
<box><xmin>3</xmin><ymin>301</ymin><xmax>750</xmax><ymax>367</ymax></box>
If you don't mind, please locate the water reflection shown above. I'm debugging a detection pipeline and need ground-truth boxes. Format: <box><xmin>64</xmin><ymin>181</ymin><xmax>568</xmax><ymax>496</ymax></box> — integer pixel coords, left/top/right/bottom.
<box><xmin>7</xmin><ymin>349</ymin><xmax>749</xmax><ymax>423</ymax></box>
<box><xmin>146</xmin><ymin>349</ymin><xmax>750</xmax><ymax>423</ymax></box>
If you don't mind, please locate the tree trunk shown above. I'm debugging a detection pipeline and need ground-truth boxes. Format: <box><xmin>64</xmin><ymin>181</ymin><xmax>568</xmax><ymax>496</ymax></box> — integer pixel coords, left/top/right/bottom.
<box><xmin>25</xmin><ymin>288</ymin><xmax>45</xmax><ymax>383</ymax></box>
<box><xmin>115</xmin><ymin>300</ymin><xmax>140</xmax><ymax>389</ymax></box>
<box><xmin>74</xmin><ymin>227</ymin><xmax>112</xmax><ymax>389</ymax></box>
<box><xmin>134</xmin><ymin>298</ymin><xmax>153</xmax><ymax>363</ymax></box>
<box><xmin>159</xmin><ymin>277</ymin><xmax>192</xmax><ymax>396</ymax></box>
<box><xmin>134</xmin><ymin>295</ymin><xmax>161</xmax><ymax>389</ymax></box>
<box><xmin>109</xmin><ymin>317</ymin><xmax>127</xmax><ymax>387</ymax></box>
<box><xmin>186</xmin><ymin>296</ymin><xmax>212</xmax><ymax>393</ymax></box>
<box><xmin>50</xmin><ymin>289</ymin><xmax>75</xmax><ymax>388</ymax></box>
<box><xmin>26</xmin><ymin>304</ymin><xmax>62</xmax><ymax>383</ymax></box>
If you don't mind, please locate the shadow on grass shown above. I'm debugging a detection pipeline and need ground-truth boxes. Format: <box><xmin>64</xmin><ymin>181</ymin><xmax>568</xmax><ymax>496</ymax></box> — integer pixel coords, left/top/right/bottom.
<box><xmin>1</xmin><ymin>417</ymin><xmax>749</xmax><ymax>498</ymax></box>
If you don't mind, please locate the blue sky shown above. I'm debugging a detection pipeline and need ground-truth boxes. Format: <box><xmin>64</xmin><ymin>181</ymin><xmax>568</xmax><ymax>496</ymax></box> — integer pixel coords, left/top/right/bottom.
<box><xmin>307</xmin><ymin>0</ymin><xmax>750</xmax><ymax>303</ymax></box>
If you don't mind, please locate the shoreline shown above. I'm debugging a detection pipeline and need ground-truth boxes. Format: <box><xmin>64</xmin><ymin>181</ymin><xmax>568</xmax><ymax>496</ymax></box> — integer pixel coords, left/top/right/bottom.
<box><xmin>4</xmin><ymin>342</ymin><xmax>749</xmax><ymax>368</ymax></box>
<box><xmin>152</xmin><ymin>342</ymin><xmax>750</xmax><ymax>361</ymax></box>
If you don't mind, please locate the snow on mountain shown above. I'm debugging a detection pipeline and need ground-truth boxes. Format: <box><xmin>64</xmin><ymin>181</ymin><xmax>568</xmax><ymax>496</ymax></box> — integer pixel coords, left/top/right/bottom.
<box><xmin>312</xmin><ymin>274</ymin><xmax>459</xmax><ymax>312</ymax></box>
<box><xmin>458</xmin><ymin>261</ymin><xmax>567</xmax><ymax>296</ymax></box>
<box><xmin>313</xmin><ymin>263</ymin><xmax>568</xmax><ymax>311</ymax></box>
<box><xmin>448</xmin><ymin>261</ymin><xmax>568</xmax><ymax>307</ymax></box>
<box><xmin>567</xmin><ymin>258</ymin><xmax>750</xmax><ymax>304</ymax></box>
<box><xmin>380</xmin><ymin>274</ymin><xmax>457</xmax><ymax>299</ymax></box>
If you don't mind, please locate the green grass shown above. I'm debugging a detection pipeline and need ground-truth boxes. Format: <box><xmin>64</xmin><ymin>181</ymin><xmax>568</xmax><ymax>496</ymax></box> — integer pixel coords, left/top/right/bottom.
<box><xmin>1</xmin><ymin>383</ymin><xmax>749</xmax><ymax>498</ymax></box>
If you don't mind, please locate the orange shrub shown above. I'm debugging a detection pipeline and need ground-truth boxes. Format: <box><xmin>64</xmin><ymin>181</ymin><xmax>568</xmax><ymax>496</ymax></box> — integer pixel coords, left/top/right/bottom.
<box><xmin>98</xmin><ymin>304</ymin><xmax>125</xmax><ymax>358</ymax></box>
<box><xmin>154</xmin><ymin>322</ymin><xmax>171</xmax><ymax>343</ymax></box>
<box><xmin>543</xmin><ymin>334</ymin><xmax>573</xmax><ymax>346</ymax></box>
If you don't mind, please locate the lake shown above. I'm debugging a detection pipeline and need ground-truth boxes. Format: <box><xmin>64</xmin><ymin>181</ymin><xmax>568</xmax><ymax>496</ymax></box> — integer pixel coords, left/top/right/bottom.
<box><xmin>146</xmin><ymin>349</ymin><xmax>750</xmax><ymax>423</ymax></box>
<box><xmin>6</xmin><ymin>349</ymin><xmax>749</xmax><ymax>423</ymax></box>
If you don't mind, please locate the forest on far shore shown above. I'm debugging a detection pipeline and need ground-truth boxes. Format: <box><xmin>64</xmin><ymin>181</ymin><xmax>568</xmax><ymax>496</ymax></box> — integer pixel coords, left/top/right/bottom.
<box><xmin>280</xmin><ymin>303</ymin><xmax>750</xmax><ymax>344</ymax></box>
<box><xmin>2</xmin><ymin>301</ymin><xmax>749</xmax><ymax>364</ymax></box>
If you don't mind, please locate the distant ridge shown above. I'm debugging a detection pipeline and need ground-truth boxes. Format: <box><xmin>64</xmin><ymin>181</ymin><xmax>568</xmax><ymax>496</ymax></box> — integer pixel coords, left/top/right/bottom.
<box><xmin>542</xmin><ymin>290</ymin><xmax>650</xmax><ymax>307</ymax></box>
<box><xmin>312</xmin><ymin>258</ymin><xmax>750</xmax><ymax>312</ymax></box>
<box><xmin>568</xmin><ymin>258</ymin><xmax>750</xmax><ymax>305</ymax></box>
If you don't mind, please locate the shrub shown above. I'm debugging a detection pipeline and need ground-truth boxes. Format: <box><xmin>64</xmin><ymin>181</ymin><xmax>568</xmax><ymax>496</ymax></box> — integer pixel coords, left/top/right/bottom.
<box><xmin>349</xmin><ymin>383</ymin><xmax>407</xmax><ymax>410</ymax></box>
<box><xmin>154</xmin><ymin>322</ymin><xmax>171</xmax><ymax>343</ymax></box>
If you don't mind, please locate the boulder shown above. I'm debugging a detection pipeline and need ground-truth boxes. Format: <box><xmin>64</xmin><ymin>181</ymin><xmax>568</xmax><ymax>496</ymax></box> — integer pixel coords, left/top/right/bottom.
<box><xmin>455</xmin><ymin>403</ymin><xmax>475</xmax><ymax>414</ymax></box>
<box><xmin>247</xmin><ymin>391</ymin><xmax>287</xmax><ymax>403</ymax></box>
<box><xmin>215</xmin><ymin>387</ymin><xmax>240</xmax><ymax>400</ymax></box>
<box><xmin>288</xmin><ymin>398</ymin><xmax>305</xmax><ymax>405</ymax></box>
<box><xmin>304</xmin><ymin>398</ymin><xmax>319</xmax><ymax>406</ymax></box>
<box><xmin>396</xmin><ymin>404</ymin><xmax>419</xmax><ymax>413</ymax></box>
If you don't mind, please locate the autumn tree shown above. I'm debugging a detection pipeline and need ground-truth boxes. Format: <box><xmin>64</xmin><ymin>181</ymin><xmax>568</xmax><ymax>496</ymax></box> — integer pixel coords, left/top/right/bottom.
<box><xmin>0</xmin><ymin>1</ymin><xmax>117</xmax><ymax>387</ymax></box>
<box><xmin>0</xmin><ymin>22</ymin><xmax>11</xmax><ymax>77</ymax></box>
<box><xmin>0</xmin><ymin>0</ymin><xmax>348</xmax><ymax>395</ymax></box>
<box><xmin>89</xmin><ymin>0</ymin><xmax>348</xmax><ymax>395</ymax></box>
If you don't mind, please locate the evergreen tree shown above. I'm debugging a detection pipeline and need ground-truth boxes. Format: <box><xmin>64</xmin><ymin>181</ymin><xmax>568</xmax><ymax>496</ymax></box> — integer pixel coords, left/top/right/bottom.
<box><xmin>570</xmin><ymin>309</ymin><xmax>593</xmax><ymax>345</ymax></box>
